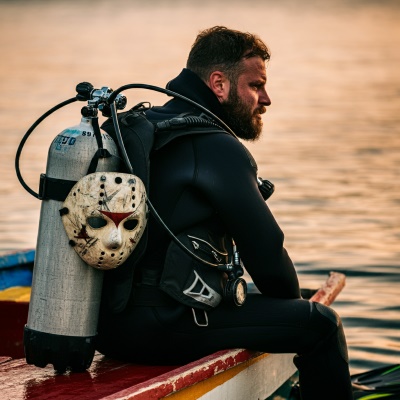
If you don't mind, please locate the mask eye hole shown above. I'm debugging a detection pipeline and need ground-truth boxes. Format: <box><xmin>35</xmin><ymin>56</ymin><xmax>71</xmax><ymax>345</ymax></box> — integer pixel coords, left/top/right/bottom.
<box><xmin>123</xmin><ymin>219</ymin><xmax>138</xmax><ymax>231</ymax></box>
<box><xmin>87</xmin><ymin>216</ymin><xmax>107</xmax><ymax>229</ymax></box>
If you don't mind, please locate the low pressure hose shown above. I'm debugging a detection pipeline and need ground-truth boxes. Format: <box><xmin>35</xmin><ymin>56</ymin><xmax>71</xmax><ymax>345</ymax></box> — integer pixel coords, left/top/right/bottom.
<box><xmin>15</xmin><ymin>97</ymin><xmax>78</xmax><ymax>199</ymax></box>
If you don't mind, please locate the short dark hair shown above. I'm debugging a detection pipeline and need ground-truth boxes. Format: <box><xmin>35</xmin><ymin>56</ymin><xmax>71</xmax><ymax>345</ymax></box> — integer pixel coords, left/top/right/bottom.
<box><xmin>186</xmin><ymin>26</ymin><xmax>270</xmax><ymax>83</ymax></box>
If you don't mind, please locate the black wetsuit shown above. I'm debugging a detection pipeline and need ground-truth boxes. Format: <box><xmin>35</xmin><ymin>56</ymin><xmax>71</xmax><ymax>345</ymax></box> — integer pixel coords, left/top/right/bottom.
<box><xmin>97</xmin><ymin>69</ymin><xmax>353</xmax><ymax>400</ymax></box>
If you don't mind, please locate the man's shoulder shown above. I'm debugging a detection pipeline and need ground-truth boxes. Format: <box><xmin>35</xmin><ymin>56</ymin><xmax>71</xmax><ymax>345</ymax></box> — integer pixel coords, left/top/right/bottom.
<box><xmin>153</xmin><ymin>114</ymin><xmax>231</xmax><ymax>151</ymax></box>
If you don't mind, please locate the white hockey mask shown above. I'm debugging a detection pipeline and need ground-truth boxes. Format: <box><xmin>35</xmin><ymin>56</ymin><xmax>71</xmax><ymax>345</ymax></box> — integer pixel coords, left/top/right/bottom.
<box><xmin>61</xmin><ymin>172</ymin><xmax>147</xmax><ymax>270</ymax></box>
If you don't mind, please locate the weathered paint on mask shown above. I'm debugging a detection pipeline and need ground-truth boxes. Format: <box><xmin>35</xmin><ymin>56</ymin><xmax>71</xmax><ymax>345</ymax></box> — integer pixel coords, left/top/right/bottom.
<box><xmin>61</xmin><ymin>172</ymin><xmax>147</xmax><ymax>269</ymax></box>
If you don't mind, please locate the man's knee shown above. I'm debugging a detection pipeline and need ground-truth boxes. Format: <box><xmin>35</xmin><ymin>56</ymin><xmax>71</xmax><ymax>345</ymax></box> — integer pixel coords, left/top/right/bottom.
<box><xmin>313</xmin><ymin>302</ymin><xmax>340</xmax><ymax>327</ymax></box>
<box><xmin>310</xmin><ymin>301</ymin><xmax>348</xmax><ymax>362</ymax></box>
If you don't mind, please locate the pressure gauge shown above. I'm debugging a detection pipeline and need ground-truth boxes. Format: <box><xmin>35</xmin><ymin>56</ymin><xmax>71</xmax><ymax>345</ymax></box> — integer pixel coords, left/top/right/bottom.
<box><xmin>224</xmin><ymin>278</ymin><xmax>247</xmax><ymax>306</ymax></box>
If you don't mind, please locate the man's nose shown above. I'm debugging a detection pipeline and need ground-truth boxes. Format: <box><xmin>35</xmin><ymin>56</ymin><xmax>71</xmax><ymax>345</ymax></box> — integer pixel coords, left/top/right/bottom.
<box><xmin>260</xmin><ymin>89</ymin><xmax>271</xmax><ymax>106</ymax></box>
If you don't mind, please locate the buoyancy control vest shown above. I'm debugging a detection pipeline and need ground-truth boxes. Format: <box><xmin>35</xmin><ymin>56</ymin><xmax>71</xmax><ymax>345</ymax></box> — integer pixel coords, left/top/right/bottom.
<box><xmin>100</xmin><ymin>104</ymin><xmax>250</xmax><ymax>314</ymax></box>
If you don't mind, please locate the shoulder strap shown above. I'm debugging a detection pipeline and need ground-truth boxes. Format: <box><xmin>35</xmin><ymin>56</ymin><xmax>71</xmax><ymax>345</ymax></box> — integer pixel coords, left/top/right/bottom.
<box><xmin>153</xmin><ymin>113</ymin><xmax>228</xmax><ymax>151</ymax></box>
<box><xmin>101</xmin><ymin>107</ymin><xmax>154</xmax><ymax>193</ymax></box>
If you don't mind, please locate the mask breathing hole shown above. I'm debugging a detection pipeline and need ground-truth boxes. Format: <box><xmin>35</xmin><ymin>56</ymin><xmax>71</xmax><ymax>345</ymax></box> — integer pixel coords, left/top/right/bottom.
<box><xmin>115</xmin><ymin>177</ymin><xmax>122</xmax><ymax>184</ymax></box>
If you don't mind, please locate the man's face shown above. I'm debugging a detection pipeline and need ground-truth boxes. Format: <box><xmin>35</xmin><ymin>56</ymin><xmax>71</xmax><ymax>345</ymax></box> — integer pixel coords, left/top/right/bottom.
<box><xmin>222</xmin><ymin>57</ymin><xmax>271</xmax><ymax>141</ymax></box>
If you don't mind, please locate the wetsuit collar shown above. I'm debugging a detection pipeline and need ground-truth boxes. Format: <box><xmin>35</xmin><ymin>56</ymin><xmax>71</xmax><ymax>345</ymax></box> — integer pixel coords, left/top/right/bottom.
<box><xmin>166</xmin><ymin>68</ymin><xmax>228</xmax><ymax>122</ymax></box>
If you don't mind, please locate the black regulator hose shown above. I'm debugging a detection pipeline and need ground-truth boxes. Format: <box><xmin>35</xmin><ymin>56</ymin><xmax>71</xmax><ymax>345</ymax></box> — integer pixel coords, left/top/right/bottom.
<box><xmin>109</xmin><ymin>102</ymin><xmax>134</xmax><ymax>175</ymax></box>
<box><xmin>16</xmin><ymin>83</ymin><xmax>236</xmax><ymax>200</ymax></box>
<box><xmin>109</xmin><ymin>102</ymin><xmax>221</xmax><ymax>268</ymax></box>
<box><xmin>15</xmin><ymin>97</ymin><xmax>78</xmax><ymax>199</ymax></box>
<box><xmin>111</xmin><ymin>87</ymin><xmax>249</xmax><ymax>274</ymax></box>
<box><xmin>15</xmin><ymin>82</ymin><xmax>240</xmax><ymax>269</ymax></box>
<box><xmin>107</xmin><ymin>83</ymin><xmax>237</xmax><ymax>139</ymax></box>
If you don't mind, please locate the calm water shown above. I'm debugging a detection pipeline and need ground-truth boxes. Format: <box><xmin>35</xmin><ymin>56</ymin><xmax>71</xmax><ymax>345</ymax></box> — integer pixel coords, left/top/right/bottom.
<box><xmin>1</xmin><ymin>0</ymin><xmax>399</xmax><ymax>379</ymax></box>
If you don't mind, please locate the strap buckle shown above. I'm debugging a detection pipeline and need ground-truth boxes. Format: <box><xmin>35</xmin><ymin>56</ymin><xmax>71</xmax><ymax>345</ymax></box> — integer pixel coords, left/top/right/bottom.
<box><xmin>191</xmin><ymin>308</ymin><xmax>208</xmax><ymax>327</ymax></box>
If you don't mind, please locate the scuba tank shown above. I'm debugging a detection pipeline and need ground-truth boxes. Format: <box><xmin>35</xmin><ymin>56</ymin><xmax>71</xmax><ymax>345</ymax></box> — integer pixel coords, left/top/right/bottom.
<box><xmin>17</xmin><ymin>83</ymin><xmax>125</xmax><ymax>372</ymax></box>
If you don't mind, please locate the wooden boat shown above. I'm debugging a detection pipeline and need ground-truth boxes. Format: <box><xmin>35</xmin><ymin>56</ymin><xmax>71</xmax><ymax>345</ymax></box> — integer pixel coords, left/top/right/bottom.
<box><xmin>0</xmin><ymin>249</ymin><xmax>346</xmax><ymax>400</ymax></box>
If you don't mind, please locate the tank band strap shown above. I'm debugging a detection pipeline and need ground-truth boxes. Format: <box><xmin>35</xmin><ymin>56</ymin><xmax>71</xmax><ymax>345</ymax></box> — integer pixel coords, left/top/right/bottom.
<box><xmin>38</xmin><ymin>173</ymin><xmax>76</xmax><ymax>201</ymax></box>
<box><xmin>86</xmin><ymin>148</ymin><xmax>113</xmax><ymax>175</ymax></box>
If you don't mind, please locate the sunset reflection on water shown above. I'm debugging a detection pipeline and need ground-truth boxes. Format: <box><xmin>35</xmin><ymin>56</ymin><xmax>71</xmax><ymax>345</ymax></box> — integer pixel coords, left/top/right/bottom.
<box><xmin>0</xmin><ymin>0</ymin><xmax>399</xmax><ymax>375</ymax></box>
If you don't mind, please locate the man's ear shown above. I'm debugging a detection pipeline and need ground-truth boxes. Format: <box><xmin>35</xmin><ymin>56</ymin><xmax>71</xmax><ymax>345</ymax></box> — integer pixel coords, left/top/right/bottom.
<box><xmin>207</xmin><ymin>71</ymin><xmax>230</xmax><ymax>102</ymax></box>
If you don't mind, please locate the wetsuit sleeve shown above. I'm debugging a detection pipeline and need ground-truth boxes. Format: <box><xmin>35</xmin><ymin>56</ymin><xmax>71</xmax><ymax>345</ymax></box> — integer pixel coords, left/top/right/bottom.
<box><xmin>193</xmin><ymin>133</ymin><xmax>300</xmax><ymax>299</ymax></box>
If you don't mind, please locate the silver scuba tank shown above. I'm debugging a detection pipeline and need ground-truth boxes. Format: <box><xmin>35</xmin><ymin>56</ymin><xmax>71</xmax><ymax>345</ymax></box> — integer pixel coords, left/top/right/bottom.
<box><xmin>24</xmin><ymin>112</ymin><xmax>120</xmax><ymax>372</ymax></box>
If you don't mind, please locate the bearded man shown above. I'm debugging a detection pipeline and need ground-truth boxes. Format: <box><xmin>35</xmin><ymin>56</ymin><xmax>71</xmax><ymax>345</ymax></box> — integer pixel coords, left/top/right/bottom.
<box><xmin>97</xmin><ymin>26</ymin><xmax>353</xmax><ymax>400</ymax></box>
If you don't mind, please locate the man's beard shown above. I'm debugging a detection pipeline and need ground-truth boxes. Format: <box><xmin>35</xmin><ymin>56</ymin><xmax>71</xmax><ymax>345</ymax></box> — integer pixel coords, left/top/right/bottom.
<box><xmin>221</xmin><ymin>88</ymin><xmax>265</xmax><ymax>141</ymax></box>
